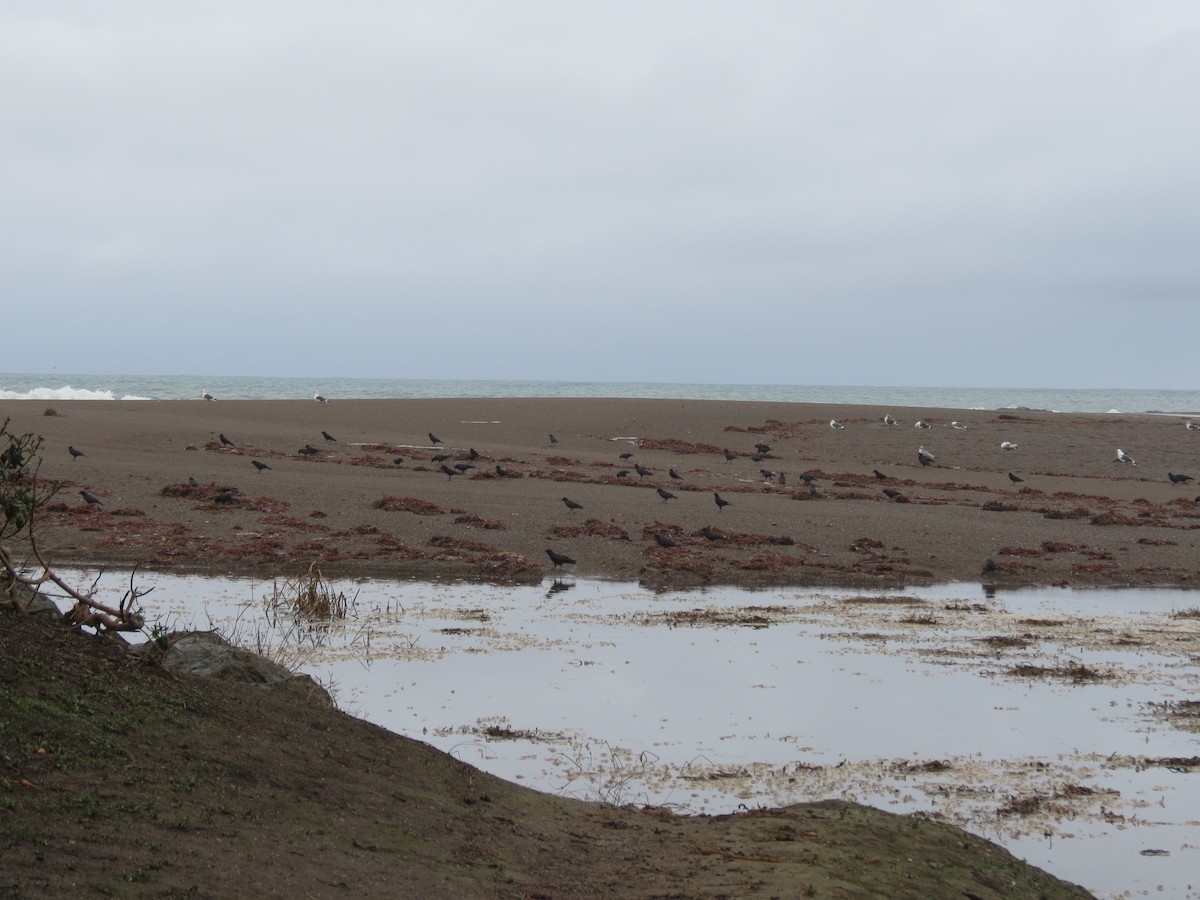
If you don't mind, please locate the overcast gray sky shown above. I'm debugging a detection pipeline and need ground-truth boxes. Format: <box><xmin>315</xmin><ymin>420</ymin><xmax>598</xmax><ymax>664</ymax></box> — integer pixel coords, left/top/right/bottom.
<box><xmin>4</xmin><ymin>2</ymin><xmax>1198</xmax><ymax>388</ymax></box>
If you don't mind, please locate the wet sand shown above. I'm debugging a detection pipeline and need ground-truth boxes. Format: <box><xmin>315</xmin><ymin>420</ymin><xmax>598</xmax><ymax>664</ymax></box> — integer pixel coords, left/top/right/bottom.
<box><xmin>5</xmin><ymin>397</ymin><xmax>1200</xmax><ymax>587</ymax></box>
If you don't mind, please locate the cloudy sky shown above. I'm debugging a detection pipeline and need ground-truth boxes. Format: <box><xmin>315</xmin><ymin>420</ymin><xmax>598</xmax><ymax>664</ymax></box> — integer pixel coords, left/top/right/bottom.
<box><xmin>4</xmin><ymin>2</ymin><xmax>1198</xmax><ymax>388</ymax></box>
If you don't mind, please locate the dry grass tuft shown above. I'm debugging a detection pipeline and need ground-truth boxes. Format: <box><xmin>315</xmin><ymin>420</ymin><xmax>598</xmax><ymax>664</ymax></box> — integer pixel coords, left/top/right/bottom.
<box><xmin>270</xmin><ymin>561</ymin><xmax>349</xmax><ymax>621</ymax></box>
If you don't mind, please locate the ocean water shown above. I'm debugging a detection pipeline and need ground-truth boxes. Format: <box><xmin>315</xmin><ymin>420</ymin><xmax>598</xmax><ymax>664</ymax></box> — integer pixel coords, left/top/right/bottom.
<box><xmin>1</xmin><ymin>372</ymin><xmax>1198</xmax><ymax>414</ymax></box>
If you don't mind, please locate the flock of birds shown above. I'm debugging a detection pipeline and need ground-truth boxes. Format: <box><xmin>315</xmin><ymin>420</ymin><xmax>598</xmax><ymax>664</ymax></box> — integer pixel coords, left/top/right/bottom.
<box><xmin>60</xmin><ymin>394</ymin><xmax>1200</xmax><ymax>573</ymax></box>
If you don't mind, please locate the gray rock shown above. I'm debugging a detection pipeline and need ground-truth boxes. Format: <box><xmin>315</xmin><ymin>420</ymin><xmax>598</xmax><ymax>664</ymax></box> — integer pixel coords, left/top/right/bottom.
<box><xmin>134</xmin><ymin>630</ymin><xmax>332</xmax><ymax>707</ymax></box>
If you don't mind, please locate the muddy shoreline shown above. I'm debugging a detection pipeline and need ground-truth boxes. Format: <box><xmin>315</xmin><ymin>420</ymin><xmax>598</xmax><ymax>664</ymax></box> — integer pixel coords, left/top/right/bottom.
<box><xmin>4</xmin><ymin>397</ymin><xmax>1198</xmax><ymax>588</ymax></box>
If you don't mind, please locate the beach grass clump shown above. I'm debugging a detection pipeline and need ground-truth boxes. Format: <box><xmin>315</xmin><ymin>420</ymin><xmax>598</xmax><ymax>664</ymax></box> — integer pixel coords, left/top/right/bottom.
<box><xmin>270</xmin><ymin>561</ymin><xmax>348</xmax><ymax>621</ymax></box>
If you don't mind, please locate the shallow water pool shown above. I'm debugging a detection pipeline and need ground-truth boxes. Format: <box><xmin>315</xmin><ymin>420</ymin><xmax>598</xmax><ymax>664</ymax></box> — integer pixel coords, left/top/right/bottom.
<box><xmin>50</xmin><ymin>570</ymin><xmax>1200</xmax><ymax>898</ymax></box>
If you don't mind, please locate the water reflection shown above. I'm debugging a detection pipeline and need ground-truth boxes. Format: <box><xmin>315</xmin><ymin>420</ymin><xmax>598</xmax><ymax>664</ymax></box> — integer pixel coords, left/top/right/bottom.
<box><xmin>53</xmin><ymin>570</ymin><xmax>1200</xmax><ymax>899</ymax></box>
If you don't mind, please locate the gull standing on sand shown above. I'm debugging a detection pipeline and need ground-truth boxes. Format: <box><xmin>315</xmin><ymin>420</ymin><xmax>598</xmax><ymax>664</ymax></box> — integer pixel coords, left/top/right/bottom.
<box><xmin>1187</xmin><ymin>421</ymin><xmax>1200</xmax><ymax>431</ymax></box>
<box><xmin>1116</xmin><ymin>449</ymin><xmax>1136</xmax><ymax>465</ymax></box>
<box><xmin>202</xmin><ymin>390</ymin><xmax>215</xmax><ymax>401</ymax></box>
<box><xmin>829</xmin><ymin>419</ymin><xmax>845</xmax><ymax>430</ymax></box>
<box><xmin>883</xmin><ymin>414</ymin><xmax>897</xmax><ymax>426</ymax></box>
<box><xmin>314</xmin><ymin>391</ymin><xmax>327</xmax><ymax>402</ymax></box>
<box><xmin>917</xmin><ymin>446</ymin><xmax>935</xmax><ymax>466</ymax></box>
<box><xmin>1000</xmin><ymin>441</ymin><xmax>1019</xmax><ymax>451</ymax></box>
<box><xmin>915</xmin><ymin>420</ymin><xmax>931</xmax><ymax>430</ymax></box>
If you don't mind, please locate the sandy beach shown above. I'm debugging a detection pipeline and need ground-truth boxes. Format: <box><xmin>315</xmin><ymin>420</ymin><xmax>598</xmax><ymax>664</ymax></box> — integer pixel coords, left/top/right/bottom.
<box><xmin>5</xmin><ymin>396</ymin><xmax>1199</xmax><ymax>588</ymax></box>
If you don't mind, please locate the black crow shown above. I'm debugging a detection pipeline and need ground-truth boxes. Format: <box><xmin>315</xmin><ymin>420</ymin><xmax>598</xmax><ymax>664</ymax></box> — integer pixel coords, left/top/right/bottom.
<box><xmin>1168</xmin><ymin>472</ymin><xmax>1195</xmax><ymax>484</ymax></box>
<box><xmin>669</xmin><ymin>468</ymin><xmax>682</xmax><ymax>480</ymax></box>
<box><xmin>619</xmin><ymin>452</ymin><xmax>634</xmax><ymax>460</ymax></box>
<box><xmin>700</xmin><ymin>526</ymin><xmax>722</xmax><ymax>541</ymax></box>
<box><xmin>439</xmin><ymin>464</ymin><xmax>459</xmax><ymax>479</ymax></box>
<box><xmin>431</xmin><ymin>453</ymin><xmax>450</xmax><ymax>463</ymax></box>
<box><xmin>654</xmin><ymin>533</ymin><xmax>678</xmax><ymax>548</ymax></box>
<box><xmin>79</xmin><ymin>490</ymin><xmax>102</xmax><ymax>506</ymax></box>
<box><xmin>723</xmin><ymin>449</ymin><xmax>737</xmax><ymax>462</ymax></box>
<box><xmin>546</xmin><ymin>548</ymin><xmax>576</xmax><ymax>568</ymax></box>
<box><xmin>393</xmin><ymin>457</ymin><xmax>405</xmax><ymax>465</ymax></box>
<box><xmin>713</xmin><ymin>492</ymin><xmax>731</xmax><ymax>512</ymax></box>
<box><xmin>755</xmin><ymin>443</ymin><xmax>771</xmax><ymax>455</ymax></box>
<box><xmin>883</xmin><ymin>488</ymin><xmax>903</xmax><ymax>499</ymax></box>
<box><xmin>322</xmin><ymin>431</ymin><xmax>337</xmax><ymax>442</ymax></box>
<box><xmin>454</xmin><ymin>463</ymin><xmax>475</xmax><ymax>473</ymax></box>
<box><xmin>873</xmin><ymin>469</ymin><xmax>889</xmax><ymax>480</ymax></box>
<box><xmin>1008</xmin><ymin>472</ymin><xmax>1024</xmax><ymax>484</ymax></box>
<box><xmin>561</xmin><ymin>497</ymin><xmax>583</xmax><ymax>512</ymax></box>
<box><xmin>219</xmin><ymin>434</ymin><xmax>234</xmax><ymax>447</ymax></box>
<box><xmin>634</xmin><ymin>464</ymin><xmax>652</xmax><ymax>479</ymax></box>
<box><xmin>299</xmin><ymin>445</ymin><xmax>319</xmax><ymax>457</ymax></box>
<box><xmin>429</xmin><ymin>432</ymin><xmax>443</xmax><ymax>445</ymax></box>
<box><xmin>252</xmin><ymin>460</ymin><xmax>271</xmax><ymax>472</ymax></box>
<box><xmin>656</xmin><ymin>488</ymin><xmax>677</xmax><ymax>502</ymax></box>
<box><xmin>68</xmin><ymin>445</ymin><xmax>84</xmax><ymax>460</ymax></box>
<box><xmin>188</xmin><ymin>476</ymin><xmax>199</xmax><ymax>487</ymax></box>
<box><xmin>549</xmin><ymin>434</ymin><xmax>558</xmax><ymax>444</ymax></box>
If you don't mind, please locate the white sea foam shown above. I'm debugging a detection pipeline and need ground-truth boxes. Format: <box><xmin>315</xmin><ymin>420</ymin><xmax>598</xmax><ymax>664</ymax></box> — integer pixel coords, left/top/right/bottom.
<box><xmin>0</xmin><ymin>385</ymin><xmax>149</xmax><ymax>401</ymax></box>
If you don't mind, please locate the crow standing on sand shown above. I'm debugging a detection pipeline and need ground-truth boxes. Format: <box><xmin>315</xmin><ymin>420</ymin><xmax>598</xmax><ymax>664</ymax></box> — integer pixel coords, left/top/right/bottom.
<box><xmin>873</xmin><ymin>469</ymin><xmax>889</xmax><ymax>480</ymax></box>
<box><xmin>1008</xmin><ymin>472</ymin><xmax>1024</xmax><ymax>484</ymax></box>
<box><xmin>79</xmin><ymin>490</ymin><xmax>103</xmax><ymax>506</ymax></box>
<box><xmin>1168</xmin><ymin>472</ymin><xmax>1195</xmax><ymax>484</ymax></box>
<box><xmin>561</xmin><ymin>497</ymin><xmax>583</xmax><ymax>512</ymax></box>
<box><xmin>713</xmin><ymin>492</ymin><xmax>731</xmax><ymax>512</ymax></box>
<box><xmin>723</xmin><ymin>449</ymin><xmax>737</xmax><ymax>462</ymax></box>
<box><xmin>251</xmin><ymin>460</ymin><xmax>271</xmax><ymax>472</ymax></box>
<box><xmin>700</xmin><ymin>526</ymin><xmax>722</xmax><ymax>541</ymax></box>
<box><xmin>634</xmin><ymin>464</ymin><xmax>652</xmax><ymax>479</ymax></box>
<box><xmin>429</xmin><ymin>432</ymin><xmax>443</xmax><ymax>445</ymax></box>
<box><xmin>219</xmin><ymin>434</ymin><xmax>235</xmax><ymax>447</ymax></box>
<box><xmin>68</xmin><ymin>446</ymin><xmax>84</xmax><ymax>460</ymax></box>
<box><xmin>322</xmin><ymin>431</ymin><xmax>337</xmax><ymax>442</ymax></box>
<box><xmin>439</xmin><ymin>464</ymin><xmax>459</xmax><ymax>480</ymax></box>
<box><xmin>546</xmin><ymin>548</ymin><xmax>576</xmax><ymax>568</ymax></box>
<box><xmin>669</xmin><ymin>468</ymin><xmax>682</xmax><ymax>480</ymax></box>
<box><xmin>654</xmin><ymin>533</ymin><xmax>678</xmax><ymax>548</ymax></box>
<box><xmin>656</xmin><ymin>488</ymin><xmax>677</xmax><ymax>502</ymax></box>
